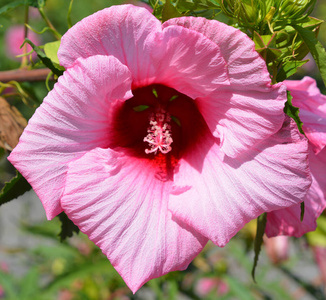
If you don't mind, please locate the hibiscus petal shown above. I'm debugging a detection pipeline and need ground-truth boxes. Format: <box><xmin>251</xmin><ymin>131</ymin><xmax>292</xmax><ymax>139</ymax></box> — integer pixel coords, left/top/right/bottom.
<box><xmin>163</xmin><ymin>17</ymin><xmax>286</xmax><ymax>158</ymax></box>
<box><xmin>152</xmin><ymin>25</ymin><xmax>229</xmax><ymax>99</ymax></box>
<box><xmin>169</xmin><ymin>119</ymin><xmax>311</xmax><ymax>246</ymax></box>
<box><xmin>266</xmin><ymin>147</ymin><xmax>326</xmax><ymax>237</ymax></box>
<box><xmin>60</xmin><ymin>147</ymin><xmax>208</xmax><ymax>293</ymax></box>
<box><xmin>8</xmin><ymin>55</ymin><xmax>132</xmax><ymax>219</ymax></box>
<box><xmin>58</xmin><ymin>5</ymin><xmax>162</xmax><ymax>86</ymax></box>
<box><xmin>198</xmin><ymin>85</ymin><xmax>287</xmax><ymax>157</ymax></box>
<box><xmin>285</xmin><ymin>76</ymin><xmax>326</xmax><ymax>154</ymax></box>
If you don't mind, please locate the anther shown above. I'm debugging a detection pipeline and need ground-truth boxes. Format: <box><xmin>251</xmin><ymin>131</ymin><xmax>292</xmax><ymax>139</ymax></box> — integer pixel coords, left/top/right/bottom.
<box><xmin>144</xmin><ymin>110</ymin><xmax>173</xmax><ymax>155</ymax></box>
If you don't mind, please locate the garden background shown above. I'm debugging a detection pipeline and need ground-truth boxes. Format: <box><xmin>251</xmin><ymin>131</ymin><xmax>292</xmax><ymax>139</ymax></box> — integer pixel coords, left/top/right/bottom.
<box><xmin>0</xmin><ymin>0</ymin><xmax>325</xmax><ymax>299</ymax></box>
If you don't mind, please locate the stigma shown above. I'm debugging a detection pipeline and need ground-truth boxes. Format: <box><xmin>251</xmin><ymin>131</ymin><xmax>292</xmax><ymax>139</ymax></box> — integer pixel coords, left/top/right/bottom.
<box><xmin>144</xmin><ymin>110</ymin><xmax>173</xmax><ymax>155</ymax></box>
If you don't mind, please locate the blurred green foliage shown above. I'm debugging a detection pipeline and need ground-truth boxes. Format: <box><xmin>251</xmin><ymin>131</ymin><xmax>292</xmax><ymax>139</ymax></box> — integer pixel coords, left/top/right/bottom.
<box><xmin>1</xmin><ymin>217</ymin><xmax>325</xmax><ymax>299</ymax></box>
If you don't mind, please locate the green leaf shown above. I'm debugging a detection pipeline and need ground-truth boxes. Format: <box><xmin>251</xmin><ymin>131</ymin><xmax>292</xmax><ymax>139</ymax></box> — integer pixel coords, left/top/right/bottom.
<box><xmin>284</xmin><ymin>90</ymin><xmax>304</xmax><ymax>134</ymax></box>
<box><xmin>58</xmin><ymin>212</ymin><xmax>79</xmax><ymax>242</ymax></box>
<box><xmin>0</xmin><ymin>171</ymin><xmax>32</xmax><ymax>207</ymax></box>
<box><xmin>293</xmin><ymin>24</ymin><xmax>326</xmax><ymax>87</ymax></box>
<box><xmin>162</xmin><ymin>0</ymin><xmax>181</xmax><ymax>22</ymax></box>
<box><xmin>27</xmin><ymin>0</ymin><xmax>47</xmax><ymax>8</ymax></box>
<box><xmin>22</xmin><ymin>39</ymin><xmax>64</xmax><ymax>77</ymax></box>
<box><xmin>0</xmin><ymin>0</ymin><xmax>47</xmax><ymax>15</ymax></box>
<box><xmin>223</xmin><ymin>275</ymin><xmax>256</xmax><ymax>300</ymax></box>
<box><xmin>43</xmin><ymin>41</ymin><xmax>61</xmax><ymax>65</ymax></box>
<box><xmin>276</xmin><ymin>60</ymin><xmax>308</xmax><ymax>82</ymax></box>
<box><xmin>306</xmin><ymin>217</ymin><xmax>326</xmax><ymax>247</ymax></box>
<box><xmin>0</xmin><ymin>271</ymin><xmax>19</xmax><ymax>300</ymax></box>
<box><xmin>42</xmin><ymin>258</ymin><xmax>117</xmax><ymax>295</ymax></box>
<box><xmin>0</xmin><ymin>1</ymin><xmax>22</xmax><ymax>15</ymax></box>
<box><xmin>251</xmin><ymin>213</ymin><xmax>267</xmax><ymax>283</ymax></box>
<box><xmin>19</xmin><ymin>268</ymin><xmax>40</xmax><ymax>300</ymax></box>
<box><xmin>176</xmin><ymin>0</ymin><xmax>219</xmax><ymax>11</ymax></box>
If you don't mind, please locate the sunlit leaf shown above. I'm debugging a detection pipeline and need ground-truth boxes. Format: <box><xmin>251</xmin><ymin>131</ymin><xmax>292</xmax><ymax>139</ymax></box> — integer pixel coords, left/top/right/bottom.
<box><xmin>293</xmin><ymin>24</ymin><xmax>326</xmax><ymax>87</ymax></box>
<box><xmin>22</xmin><ymin>39</ymin><xmax>64</xmax><ymax>77</ymax></box>
<box><xmin>162</xmin><ymin>0</ymin><xmax>181</xmax><ymax>22</ymax></box>
<box><xmin>43</xmin><ymin>41</ymin><xmax>61</xmax><ymax>65</ymax></box>
<box><xmin>276</xmin><ymin>60</ymin><xmax>308</xmax><ymax>82</ymax></box>
<box><xmin>306</xmin><ymin>216</ymin><xmax>326</xmax><ymax>247</ymax></box>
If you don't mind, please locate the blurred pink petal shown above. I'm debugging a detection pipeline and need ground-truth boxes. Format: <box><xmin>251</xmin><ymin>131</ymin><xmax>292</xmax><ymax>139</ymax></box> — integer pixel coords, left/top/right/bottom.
<box><xmin>195</xmin><ymin>277</ymin><xmax>229</xmax><ymax>297</ymax></box>
<box><xmin>9</xmin><ymin>5</ymin><xmax>311</xmax><ymax>292</ymax></box>
<box><xmin>264</xmin><ymin>235</ymin><xmax>289</xmax><ymax>264</ymax></box>
<box><xmin>266</xmin><ymin>77</ymin><xmax>326</xmax><ymax>237</ymax></box>
<box><xmin>313</xmin><ymin>246</ymin><xmax>326</xmax><ymax>286</ymax></box>
<box><xmin>5</xmin><ymin>25</ymin><xmax>40</xmax><ymax>60</ymax></box>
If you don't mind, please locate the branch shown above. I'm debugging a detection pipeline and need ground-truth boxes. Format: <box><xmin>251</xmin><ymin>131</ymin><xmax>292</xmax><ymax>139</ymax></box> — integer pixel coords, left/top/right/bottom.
<box><xmin>0</xmin><ymin>69</ymin><xmax>53</xmax><ymax>83</ymax></box>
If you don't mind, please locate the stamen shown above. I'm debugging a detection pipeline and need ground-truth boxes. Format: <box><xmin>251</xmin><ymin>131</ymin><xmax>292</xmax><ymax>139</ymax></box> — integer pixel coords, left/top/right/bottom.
<box><xmin>144</xmin><ymin>111</ymin><xmax>173</xmax><ymax>155</ymax></box>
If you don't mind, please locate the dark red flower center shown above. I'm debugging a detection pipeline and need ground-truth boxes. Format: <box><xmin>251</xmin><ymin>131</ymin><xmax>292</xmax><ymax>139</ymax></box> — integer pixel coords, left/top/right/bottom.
<box><xmin>111</xmin><ymin>84</ymin><xmax>208</xmax><ymax>180</ymax></box>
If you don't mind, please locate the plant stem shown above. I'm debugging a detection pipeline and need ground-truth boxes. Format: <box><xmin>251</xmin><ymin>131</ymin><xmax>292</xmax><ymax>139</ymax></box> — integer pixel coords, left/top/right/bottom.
<box><xmin>20</xmin><ymin>5</ymin><xmax>29</xmax><ymax>68</ymax></box>
<box><xmin>38</xmin><ymin>7</ymin><xmax>62</xmax><ymax>40</ymax></box>
<box><xmin>0</xmin><ymin>69</ymin><xmax>53</xmax><ymax>83</ymax></box>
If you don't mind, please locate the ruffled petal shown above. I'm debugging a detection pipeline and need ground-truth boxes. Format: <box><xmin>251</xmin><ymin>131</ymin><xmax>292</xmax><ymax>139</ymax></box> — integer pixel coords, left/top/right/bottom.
<box><xmin>60</xmin><ymin>147</ymin><xmax>208</xmax><ymax>293</ymax></box>
<box><xmin>285</xmin><ymin>77</ymin><xmax>326</xmax><ymax>154</ymax></box>
<box><xmin>152</xmin><ymin>25</ymin><xmax>229</xmax><ymax>99</ymax></box>
<box><xmin>169</xmin><ymin>119</ymin><xmax>311</xmax><ymax>246</ymax></box>
<box><xmin>8</xmin><ymin>55</ymin><xmax>132</xmax><ymax>219</ymax></box>
<box><xmin>197</xmin><ymin>84</ymin><xmax>287</xmax><ymax>157</ymax></box>
<box><xmin>162</xmin><ymin>17</ymin><xmax>286</xmax><ymax>157</ymax></box>
<box><xmin>58</xmin><ymin>5</ymin><xmax>162</xmax><ymax>86</ymax></box>
<box><xmin>266</xmin><ymin>147</ymin><xmax>326</xmax><ymax>237</ymax></box>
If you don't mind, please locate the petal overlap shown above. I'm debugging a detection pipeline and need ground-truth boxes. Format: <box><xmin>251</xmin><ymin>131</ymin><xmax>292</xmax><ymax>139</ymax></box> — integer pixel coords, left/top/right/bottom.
<box><xmin>61</xmin><ymin>147</ymin><xmax>208</xmax><ymax>293</ymax></box>
<box><xmin>266</xmin><ymin>147</ymin><xmax>326</xmax><ymax>237</ymax></box>
<box><xmin>163</xmin><ymin>17</ymin><xmax>287</xmax><ymax>158</ymax></box>
<box><xmin>285</xmin><ymin>77</ymin><xmax>326</xmax><ymax>154</ymax></box>
<box><xmin>169</xmin><ymin>119</ymin><xmax>311</xmax><ymax>246</ymax></box>
<box><xmin>266</xmin><ymin>77</ymin><xmax>326</xmax><ymax>237</ymax></box>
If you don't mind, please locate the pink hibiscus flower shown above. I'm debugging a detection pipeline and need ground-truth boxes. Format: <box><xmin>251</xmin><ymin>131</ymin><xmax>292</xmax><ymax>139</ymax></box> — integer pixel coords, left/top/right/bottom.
<box><xmin>8</xmin><ymin>5</ymin><xmax>311</xmax><ymax>292</ymax></box>
<box><xmin>5</xmin><ymin>25</ymin><xmax>40</xmax><ymax>60</ymax></box>
<box><xmin>266</xmin><ymin>77</ymin><xmax>326</xmax><ymax>237</ymax></box>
